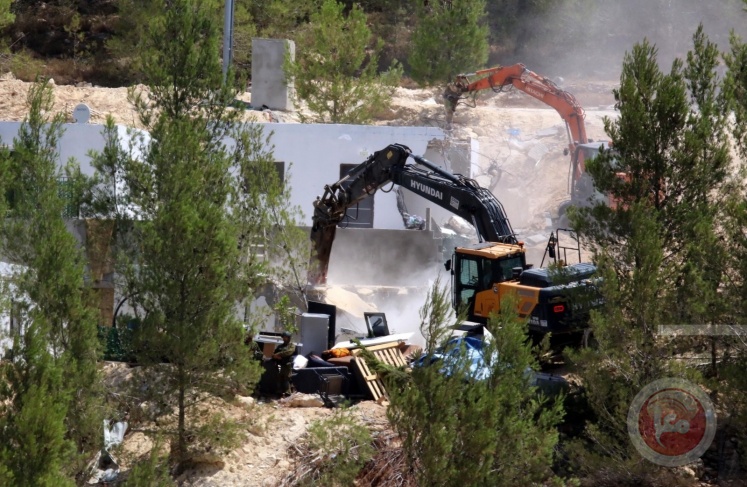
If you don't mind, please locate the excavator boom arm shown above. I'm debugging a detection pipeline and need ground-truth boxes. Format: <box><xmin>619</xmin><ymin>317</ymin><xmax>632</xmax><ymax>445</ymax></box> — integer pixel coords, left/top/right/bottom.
<box><xmin>308</xmin><ymin>144</ymin><xmax>412</xmax><ymax>286</ymax></box>
<box><xmin>307</xmin><ymin>144</ymin><xmax>517</xmax><ymax>285</ymax></box>
<box><xmin>445</xmin><ymin>63</ymin><xmax>588</xmax><ymax>150</ymax></box>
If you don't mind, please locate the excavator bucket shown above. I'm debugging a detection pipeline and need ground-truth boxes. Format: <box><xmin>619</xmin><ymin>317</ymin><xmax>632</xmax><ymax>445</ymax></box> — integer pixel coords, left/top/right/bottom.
<box><xmin>442</xmin><ymin>84</ymin><xmax>461</xmax><ymax>126</ymax></box>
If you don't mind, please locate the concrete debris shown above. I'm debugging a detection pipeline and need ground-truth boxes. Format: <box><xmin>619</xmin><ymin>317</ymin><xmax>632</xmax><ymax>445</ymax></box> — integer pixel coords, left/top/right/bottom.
<box><xmin>475</xmin><ymin>174</ymin><xmax>492</xmax><ymax>188</ymax></box>
<box><xmin>525</xmin><ymin>233</ymin><xmax>549</xmax><ymax>246</ymax></box>
<box><xmin>444</xmin><ymin>215</ymin><xmax>476</xmax><ymax>236</ymax></box>
<box><xmin>535</xmin><ymin>126</ymin><xmax>560</xmax><ymax>138</ymax></box>
<box><xmin>527</xmin><ymin>142</ymin><xmax>549</xmax><ymax>163</ymax></box>
<box><xmin>508</xmin><ymin>137</ymin><xmax>532</xmax><ymax>152</ymax></box>
<box><xmin>236</xmin><ymin>395</ymin><xmax>255</xmax><ymax>406</ymax></box>
<box><xmin>323</xmin><ymin>287</ymin><xmax>377</xmax><ymax>319</ymax></box>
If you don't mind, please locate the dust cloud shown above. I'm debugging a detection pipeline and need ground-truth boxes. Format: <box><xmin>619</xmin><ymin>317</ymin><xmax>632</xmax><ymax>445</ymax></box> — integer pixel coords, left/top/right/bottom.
<box><xmin>512</xmin><ymin>0</ymin><xmax>747</xmax><ymax>81</ymax></box>
<box><xmin>324</xmin><ymin>228</ymin><xmax>448</xmax><ymax>346</ymax></box>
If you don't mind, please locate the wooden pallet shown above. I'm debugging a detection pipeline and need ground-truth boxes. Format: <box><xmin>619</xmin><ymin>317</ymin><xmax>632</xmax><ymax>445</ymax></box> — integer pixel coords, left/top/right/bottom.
<box><xmin>351</xmin><ymin>342</ymin><xmax>408</xmax><ymax>401</ymax></box>
<box><xmin>353</xmin><ymin>342</ymin><xmax>408</xmax><ymax>367</ymax></box>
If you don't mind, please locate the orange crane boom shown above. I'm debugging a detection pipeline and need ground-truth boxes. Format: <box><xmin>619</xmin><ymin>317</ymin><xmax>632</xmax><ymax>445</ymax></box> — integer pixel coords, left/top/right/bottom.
<box><xmin>444</xmin><ymin>63</ymin><xmax>589</xmax><ymax>163</ymax></box>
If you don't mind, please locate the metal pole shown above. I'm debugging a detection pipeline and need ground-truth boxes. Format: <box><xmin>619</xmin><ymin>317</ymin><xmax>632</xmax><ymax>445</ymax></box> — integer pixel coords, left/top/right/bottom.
<box><xmin>222</xmin><ymin>0</ymin><xmax>235</xmax><ymax>82</ymax></box>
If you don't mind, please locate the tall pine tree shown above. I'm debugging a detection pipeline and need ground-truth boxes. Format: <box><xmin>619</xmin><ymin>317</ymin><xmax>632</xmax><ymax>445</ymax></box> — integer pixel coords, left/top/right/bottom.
<box><xmin>0</xmin><ymin>80</ymin><xmax>102</xmax><ymax>483</ymax></box>
<box><xmin>408</xmin><ymin>0</ymin><xmax>489</xmax><ymax>86</ymax></box>
<box><xmin>284</xmin><ymin>0</ymin><xmax>402</xmax><ymax>124</ymax></box>
<box><xmin>89</xmin><ymin>0</ymin><xmax>301</xmax><ymax>462</ymax></box>
<box><xmin>567</xmin><ymin>27</ymin><xmax>735</xmax><ymax>480</ymax></box>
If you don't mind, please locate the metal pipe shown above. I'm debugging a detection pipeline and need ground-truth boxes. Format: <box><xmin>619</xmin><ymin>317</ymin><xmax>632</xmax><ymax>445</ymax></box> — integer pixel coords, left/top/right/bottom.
<box><xmin>222</xmin><ymin>0</ymin><xmax>235</xmax><ymax>82</ymax></box>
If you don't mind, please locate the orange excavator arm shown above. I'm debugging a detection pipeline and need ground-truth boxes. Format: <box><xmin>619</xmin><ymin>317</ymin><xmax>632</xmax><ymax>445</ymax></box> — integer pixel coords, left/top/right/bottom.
<box><xmin>444</xmin><ymin>63</ymin><xmax>589</xmax><ymax>159</ymax></box>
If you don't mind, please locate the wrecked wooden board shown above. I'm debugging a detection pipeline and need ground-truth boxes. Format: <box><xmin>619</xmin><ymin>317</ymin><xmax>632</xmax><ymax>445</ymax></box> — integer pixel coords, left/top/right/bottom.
<box><xmin>353</xmin><ymin>342</ymin><xmax>408</xmax><ymax>368</ymax></box>
<box><xmin>351</xmin><ymin>356</ymin><xmax>387</xmax><ymax>402</ymax></box>
<box><xmin>351</xmin><ymin>342</ymin><xmax>409</xmax><ymax>401</ymax></box>
<box><xmin>331</xmin><ymin>332</ymin><xmax>414</xmax><ymax>350</ymax></box>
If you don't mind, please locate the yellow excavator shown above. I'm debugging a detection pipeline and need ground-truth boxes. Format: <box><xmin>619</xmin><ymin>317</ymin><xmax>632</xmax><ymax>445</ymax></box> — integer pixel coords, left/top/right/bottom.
<box><xmin>307</xmin><ymin>144</ymin><xmax>600</xmax><ymax>336</ymax></box>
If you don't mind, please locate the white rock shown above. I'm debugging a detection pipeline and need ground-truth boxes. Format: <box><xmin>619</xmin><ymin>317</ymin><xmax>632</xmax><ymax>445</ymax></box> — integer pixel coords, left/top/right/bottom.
<box><xmin>236</xmin><ymin>395</ymin><xmax>254</xmax><ymax>406</ymax></box>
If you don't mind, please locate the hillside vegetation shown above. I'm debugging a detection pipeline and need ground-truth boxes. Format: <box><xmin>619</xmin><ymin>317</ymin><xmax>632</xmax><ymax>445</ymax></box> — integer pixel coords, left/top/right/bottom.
<box><xmin>0</xmin><ymin>0</ymin><xmax>746</xmax><ymax>86</ymax></box>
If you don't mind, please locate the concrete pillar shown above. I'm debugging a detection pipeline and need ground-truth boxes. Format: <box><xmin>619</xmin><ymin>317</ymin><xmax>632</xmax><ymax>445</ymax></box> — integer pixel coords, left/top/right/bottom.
<box><xmin>251</xmin><ymin>38</ymin><xmax>295</xmax><ymax>110</ymax></box>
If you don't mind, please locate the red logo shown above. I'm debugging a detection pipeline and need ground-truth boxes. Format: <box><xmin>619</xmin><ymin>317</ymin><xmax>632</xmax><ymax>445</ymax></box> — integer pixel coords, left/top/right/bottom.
<box><xmin>628</xmin><ymin>378</ymin><xmax>716</xmax><ymax>466</ymax></box>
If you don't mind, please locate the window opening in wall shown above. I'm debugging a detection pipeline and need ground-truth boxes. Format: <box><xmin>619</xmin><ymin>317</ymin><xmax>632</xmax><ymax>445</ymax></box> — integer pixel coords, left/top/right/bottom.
<box><xmin>339</xmin><ymin>163</ymin><xmax>374</xmax><ymax>228</ymax></box>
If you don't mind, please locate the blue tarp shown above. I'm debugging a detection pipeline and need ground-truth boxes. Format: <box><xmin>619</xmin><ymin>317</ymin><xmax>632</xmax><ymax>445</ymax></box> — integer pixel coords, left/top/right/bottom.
<box><xmin>414</xmin><ymin>336</ymin><xmax>568</xmax><ymax>395</ymax></box>
<box><xmin>414</xmin><ymin>336</ymin><xmax>497</xmax><ymax>381</ymax></box>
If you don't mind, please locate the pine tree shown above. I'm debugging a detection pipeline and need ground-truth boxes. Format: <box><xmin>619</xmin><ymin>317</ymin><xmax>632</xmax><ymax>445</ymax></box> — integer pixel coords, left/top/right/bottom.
<box><xmin>0</xmin><ymin>323</ymin><xmax>73</xmax><ymax>487</ymax></box>
<box><xmin>386</xmin><ymin>277</ymin><xmax>564</xmax><ymax>486</ymax></box>
<box><xmin>408</xmin><ymin>0</ymin><xmax>488</xmax><ymax>86</ymax></box>
<box><xmin>89</xmin><ymin>0</ymin><xmax>300</xmax><ymax>463</ymax></box>
<box><xmin>284</xmin><ymin>0</ymin><xmax>402</xmax><ymax>124</ymax></box>
<box><xmin>0</xmin><ymin>0</ymin><xmax>12</xmax><ymax>33</ymax></box>
<box><xmin>566</xmin><ymin>27</ymin><xmax>735</xmax><ymax>479</ymax></box>
<box><xmin>715</xmin><ymin>28</ymin><xmax>747</xmax><ymax>464</ymax></box>
<box><xmin>0</xmin><ymin>80</ymin><xmax>102</xmax><ymax>482</ymax></box>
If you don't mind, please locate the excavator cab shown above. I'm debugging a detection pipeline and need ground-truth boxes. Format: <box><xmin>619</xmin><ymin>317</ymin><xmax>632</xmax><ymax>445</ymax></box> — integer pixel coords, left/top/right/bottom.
<box><xmin>451</xmin><ymin>241</ymin><xmax>599</xmax><ymax>335</ymax></box>
<box><xmin>451</xmin><ymin>242</ymin><xmax>527</xmax><ymax>323</ymax></box>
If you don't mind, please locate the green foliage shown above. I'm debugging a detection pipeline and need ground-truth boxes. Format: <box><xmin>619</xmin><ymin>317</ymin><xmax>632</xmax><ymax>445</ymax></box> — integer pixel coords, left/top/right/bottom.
<box><xmin>386</xmin><ymin>277</ymin><xmax>564</xmax><ymax>486</ymax></box>
<box><xmin>566</xmin><ymin>27</ymin><xmax>736</xmax><ymax>476</ymax></box>
<box><xmin>724</xmin><ymin>30</ymin><xmax>747</xmax><ymax>160</ymax></box>
<box><xmin>408</xmin><ymin>0</ymin><xmax>488</xmax><ymax>86</ymax></box>
<box><xmin>63</xmin><ymin>11</ymin><xmax>87</xmax><ymax>67</ymax></box>
<box><xmin>0</xmin><ymin>80</ymin><xmax>103</xmax><ymax>483</ymax></box>
<box><xmin>228</xmin><ymin>128</ymin><xmax>308</xmax><ymax>305</ymax></box>
<box><xmin>98</xmin><ymin>325</ymin><xmax>136</xmax><ymax>362</ymax></box>
<box><xmin>87</xmin><ymin>0</ymin><xmax>301</xmax><ymax>463</ymax></box>
<box><xmin>234</xmin><ymin>0</ymin><xmax>318</xmax><ymax>75</ymax></box>
<box><xmin>273</xmin><ymin>295</ymin><xmax>298</xmax><ymax>333</ymax></box>
<box><xmin>191</xmin><ymin>413</ymin><xmax>246</xmax><ymax>456</ymax></box>
<box><xmin>105</xmin><ymin>0</ymin><xmax>167</xmax><ymax>81</ymax></box>
<box><xmin>716</xmin><ymin>30</ymin><xmax>747</xmax><ymax>470</ymax></box>
<box><xmin>297</xmin><ymin>411</ymin><xmax>374</xmax><ymax>486</ymax></box>
<box><xmin>106</xmin><ymin>0</ymin><xmax>225</xmax><ymax>84</ymax></box>
<box><xmin>565</xmin><ymin>207</ymin><xmax>678</xmax><ymax>475</ymax></box>
<box><xmin>0</xmin><ymin>327</ymin><xmax>74</xmax><ymax>487</ymax></box>
<box><xmin>285</xmin><ymin>0</ymin><xmax>402</xmax><ymax>124</ymax></box>
<box><xmin>0</xmin><ymin>0</ymin><xmax>13</xmax><ymax>32</ymax></box>
<box><xmin>2</xmin><ymin>50</ymin><xmax>45</xmax><ymax>82</ymax></box>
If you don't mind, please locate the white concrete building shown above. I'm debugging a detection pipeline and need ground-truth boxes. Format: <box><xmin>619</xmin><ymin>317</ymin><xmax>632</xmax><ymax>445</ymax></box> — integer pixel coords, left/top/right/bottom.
<box><xmin>0</xmin><ymin>121</ymin><xmax>458</xmax><ymax>229</ymax></box>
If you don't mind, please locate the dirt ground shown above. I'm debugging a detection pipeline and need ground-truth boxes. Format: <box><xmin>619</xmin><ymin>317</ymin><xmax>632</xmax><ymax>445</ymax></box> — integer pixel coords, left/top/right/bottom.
<box><xmin>0</xmin><ymin>75</ymin><xmax>619</xmax><ymax>485</ymax></box>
